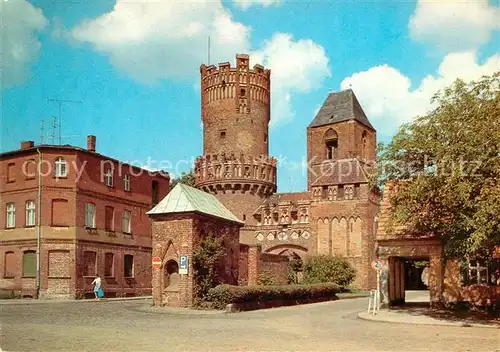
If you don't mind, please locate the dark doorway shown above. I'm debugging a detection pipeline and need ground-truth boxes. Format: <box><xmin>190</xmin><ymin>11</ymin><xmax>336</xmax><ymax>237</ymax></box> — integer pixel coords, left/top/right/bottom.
<box><xmin>404</xmin><ymin>260</ymin><xmax>429</xmax><ymax>290</ymax></box>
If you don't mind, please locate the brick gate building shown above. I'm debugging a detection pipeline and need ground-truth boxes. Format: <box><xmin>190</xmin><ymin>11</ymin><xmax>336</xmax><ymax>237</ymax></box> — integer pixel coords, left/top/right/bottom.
<box><xmin>194</xmin><ymin>54</ymin><xmax>379</xmax><ymax>289</ymax></box>
<box><xmin>0</xmin><ymin>136</ymin><xmax>170</xmax><ymax>298</ymax></box>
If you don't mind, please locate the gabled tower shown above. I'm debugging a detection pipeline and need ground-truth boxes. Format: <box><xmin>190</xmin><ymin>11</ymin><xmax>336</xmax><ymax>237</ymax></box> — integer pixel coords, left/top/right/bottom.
<box><xmin>194</xmin><ymin>54</ymin><xmax>277</xmax><ymax>243</ymax></box>
<box><xmin>307</xmin><ymin>89</ymin><xmax>379</xmax><ymax>289</ymax></box>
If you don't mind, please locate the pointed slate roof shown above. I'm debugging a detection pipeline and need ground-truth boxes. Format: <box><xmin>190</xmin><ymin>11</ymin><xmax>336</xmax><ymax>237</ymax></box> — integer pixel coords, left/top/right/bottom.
<box><xmin>308</xmin><ymin>89</ymin><xmax>375</xmax><ymax>130</ymax></box>
<box><xmin>146</xmin><ymin>183</ymin><xmax>244</xmax><ymax>225</ymax></box>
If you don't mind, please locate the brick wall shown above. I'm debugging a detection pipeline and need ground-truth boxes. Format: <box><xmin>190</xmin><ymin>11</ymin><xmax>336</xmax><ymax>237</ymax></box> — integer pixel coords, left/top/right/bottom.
<box><xmin>238</xmin><ymin>244</ymin><xmax>249</xmax><ymax>285</ymax></box>
<box><xmin>260</xmin><ymin>253</ymin><xmax>289</xmax><ymax>284</ymax></box>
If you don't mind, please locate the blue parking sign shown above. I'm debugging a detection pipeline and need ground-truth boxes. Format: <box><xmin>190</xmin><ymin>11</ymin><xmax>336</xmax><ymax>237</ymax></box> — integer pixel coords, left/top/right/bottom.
<box><xmin>179</xmin><ymin>255</ymin><xmax>188</xmax><ymax>274</ymax></box>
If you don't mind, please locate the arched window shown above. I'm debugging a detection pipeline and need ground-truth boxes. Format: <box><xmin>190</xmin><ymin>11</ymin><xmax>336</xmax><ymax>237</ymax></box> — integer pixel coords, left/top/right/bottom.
<box><xmin>54</xmin><ymin>157</ymin><xmax>68</xmax><ymax>177</ymax></box>
<box><xmin>362</xmin><ymin>131</ymin><xmax>367</xmax><ymax>159</ymax></box>
<box><xmin>324</xmin><ymin>129</ymin><xmax>338</xmax><ymax>160</ymax></box>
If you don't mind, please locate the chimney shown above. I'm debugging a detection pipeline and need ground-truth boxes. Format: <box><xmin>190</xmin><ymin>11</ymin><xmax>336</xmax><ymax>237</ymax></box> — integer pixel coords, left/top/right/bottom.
<box><xmin>87</xmin><ymin>135</ymin><xmax>96</xmax><ymax>152</ymax></box>
<box><xmin>21</xmin><ymin>141</ymin><xmax>34</xmax><ymax>150</ymax></box>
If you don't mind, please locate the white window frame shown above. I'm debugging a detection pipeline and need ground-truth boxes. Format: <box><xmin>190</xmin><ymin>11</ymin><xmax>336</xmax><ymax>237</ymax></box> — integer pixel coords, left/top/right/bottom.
<box><xmin>104</xmin><ymin>169</ymin><xmax>114</xmax><ymax>187</ymax></box>
<box><xmin>122</xmin><ymin>210</ymin><xmax>131</xmax><ymax>233</ymax></box>
<box><xmin>466</xmin><ymin>259</ymin><xmax>489</xmax><ymax>285</ymax></box>
<box><xmin>124</xmin><ymin>174</ymin><xmax>131</xmax><ymax>191</ymax></box>
<box><xmin>54</xmin><ymin>157</ymin><xmax>68</xmax><ymax>177</ymax></box>
<box><xmin>25</xmin><ymin>200</ymin><xmax>36</xmax><ymax>227</ymax></box>
<box><xmin>6</xmin><ymin>203</ymin><xmax>15</xmax><ymax>228</ymax></box>
<box><xmin>85</xmin><ymin>203</ymin><xmax>96</xmax><ymax>228</ymax></box>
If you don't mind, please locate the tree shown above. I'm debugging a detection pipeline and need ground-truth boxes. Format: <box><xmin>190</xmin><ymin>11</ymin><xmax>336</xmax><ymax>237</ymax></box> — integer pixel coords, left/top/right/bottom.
<box><xmin>378</xmin><ymin>72</ymin><xmax>500</xmax><ymax>258</ymax></box>
<box><xmin>302</xmin><ymin>255</ymin><xmax>356</xmax><ymax>286</ymax></box>
<box><xmin>170</xmin><ymin>171</ymin><xmax>195</xmax><ymax>189</ymax></box>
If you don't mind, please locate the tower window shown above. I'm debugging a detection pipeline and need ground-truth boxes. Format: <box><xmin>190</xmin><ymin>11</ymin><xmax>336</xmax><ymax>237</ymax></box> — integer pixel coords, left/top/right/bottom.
<box><xmin>264</xmin><ymin>134</ymin><xmax>268</xmax><ymax>143</ymax></box>
<box><xmin>362</xmin><ymin>130</ymin><xmax>367</xmax><ymax>159</ymax></box>
<box><xmin>240</xmin><ymin>89</ymin><xmax>246</xmax><ymax>97</ymax></box>
<box><xmin>324</xmin><ymin>128</ymin><xmax>338</xmax><ymax>160</ymax></box>
<box><xmin>220</xmin><ymin>130</ymin><xmax>226</xmax><ymax>139</ymax></box>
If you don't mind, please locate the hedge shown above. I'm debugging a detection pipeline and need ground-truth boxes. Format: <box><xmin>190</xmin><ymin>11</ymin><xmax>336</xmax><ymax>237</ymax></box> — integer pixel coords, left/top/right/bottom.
<box><xmin>207</xmin><ymin>283</ymin><xmax>342</xmax><ymax>310</ymax></box>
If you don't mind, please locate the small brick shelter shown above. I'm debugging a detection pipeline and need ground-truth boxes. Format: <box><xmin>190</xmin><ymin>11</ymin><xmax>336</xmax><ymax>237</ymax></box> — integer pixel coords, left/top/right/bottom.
<box><xmin>147</xmin><ymin>183</ymin><xmax>244</xmax><ymax>307</ymax></box>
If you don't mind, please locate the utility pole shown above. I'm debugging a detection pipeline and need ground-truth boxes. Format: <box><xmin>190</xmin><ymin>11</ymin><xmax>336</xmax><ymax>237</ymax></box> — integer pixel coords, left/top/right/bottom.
<box><xmin>47</xmin><ymin>98</ymin><xmax>83</xmax><ymax>145</ymax></box>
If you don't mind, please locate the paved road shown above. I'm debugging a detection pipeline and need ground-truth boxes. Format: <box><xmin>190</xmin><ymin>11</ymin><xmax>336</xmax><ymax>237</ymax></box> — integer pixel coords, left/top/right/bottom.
<box><xmin>1</xmin><ymin>297</ymin><xmax>497</xmax><ymax>351</ymax></box>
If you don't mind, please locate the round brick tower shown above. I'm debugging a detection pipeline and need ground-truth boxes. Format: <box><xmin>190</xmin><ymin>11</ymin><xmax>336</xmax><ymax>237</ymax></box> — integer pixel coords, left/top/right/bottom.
<box><xmin>195</xmin><ymin>54</ymin><xmax>277</xmax><ymax>240</ymax></box>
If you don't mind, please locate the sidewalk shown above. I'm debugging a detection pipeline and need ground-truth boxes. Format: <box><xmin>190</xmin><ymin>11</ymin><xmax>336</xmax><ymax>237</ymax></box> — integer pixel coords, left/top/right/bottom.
<box><xmin>0</xmin><ymin>296</ymin><xmax>152</xmax><ymax>305</ymax></box>
<box><xmin>358</xmin><ymin>309</ymin><xmax>500</xmax><ymax>329</ymax></box>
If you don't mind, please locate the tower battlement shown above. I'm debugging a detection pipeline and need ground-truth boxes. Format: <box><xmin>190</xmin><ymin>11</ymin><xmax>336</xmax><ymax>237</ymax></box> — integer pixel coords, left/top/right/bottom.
<box><xmin>194</xmin><ymin>152</ymin><xmax>277</xmax><ymax>193</ymax></box>
<box><xmin>200</xmin><ymin>54</ymin><xmax>270</xmax><ymax>118</ymax></box>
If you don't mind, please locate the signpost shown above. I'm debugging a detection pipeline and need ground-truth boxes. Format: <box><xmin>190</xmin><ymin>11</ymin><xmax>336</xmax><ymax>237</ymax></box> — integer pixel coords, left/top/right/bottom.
<box><xmin>369</xmin><ymin>259</ymin><xmax>384</xmax><ymax>315</ymax></box>
<box><xmin>179</xmin><ymin>255</ymin><xmax>188</xmax><ymax>275</ymax></box>
<box><xmin>152</xmin><ymin>256</ymin><xmax>162</xmax><ymax>269</ymax></box>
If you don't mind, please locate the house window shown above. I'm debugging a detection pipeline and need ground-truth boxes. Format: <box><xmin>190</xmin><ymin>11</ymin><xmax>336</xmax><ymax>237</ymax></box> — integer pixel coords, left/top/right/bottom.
<box><xmin>105</xmin><ymin>206</ymin><xmax>114</xmax><ymax>231</ymax></box>
<box><xmin>104</xmin><ymin>169</ymin><xmax>114</xmax><ymax>187</ymax></box>
<box><xmin>122</xmin><ymin>210</ymin><xmax>131</xmax><ymax>233</ymax></box>
<box><xmin>152</xmin><ymin>180</ymin><xmax>159</xmax><ymax>205</ymax></box>
<box><xmin>324</xmin><ymin>129</ymin><xmax>338</xmax><ymax>160</ymax></box>
<box><xmin>22</xmin><ymin>250</ymin><xmax>36</xmax><ymax>277</ymax></box>
<box><xmin>25</xmin><ymin>200</ymin><xmax>36</xmax><ymax>227</ymax></box>
<box><xmin>461</xmin><ymin>259</ymin><xmax>500</xmax><ymax>286</ymax></box>
<box><xmin>220</xmin><ymin>130</ymin><xmax>226</xmax><ymax>139</ymax></box>
<box><xmin>85</xmin><ymin>203</ymin><xmax>96</xmax><ymax>228</ymax></box>
<box><xmin>124</xmin><ymin>174</ymin><xmax>131</xmax><ymax>191</ymax></box>
<box><xmin>124</xmin><ymin>255</ymin><xmax>134</xmax><ymax>278</ymax></box>
<box><xmin>104</xmin><ymin>253</ymin><xmax>114</xmax><ymax>277</ymax></box>
<box><xmin>7</xmin><ymin>163</ymin><xmax>15</xmax><ymax>182</ymax></box>
<box><xmin>52</xmin><ymin>199</ymin><xmax>69</xmax><ymax>226</ymax></box>
<box><xmin>6</xmin><ymin>203</ymin><xmax>15</xmax><ymax>228</ymax></box>
<box><xmin>54</xmin><ymin>157</ymin><xmax>68</xmax><ymax>177</ymax></box>
<box><xmin>83</xmin><ymin>251</ymin><xmax>97</xmax><ymax>277</ymax></box>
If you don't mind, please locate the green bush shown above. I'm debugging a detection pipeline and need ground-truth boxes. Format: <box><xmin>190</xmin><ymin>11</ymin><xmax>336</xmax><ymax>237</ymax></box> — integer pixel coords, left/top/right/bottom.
<box><xmin>302</xmin><ymin>255</ymin><xmax>355</xmax><ymax>286</ymax></box>
<box><xmin>207</xmin><ymin>283</ymin><xmax>341</xmax><ymax>309</ymax></box>
<box><xmin>258</xmin><ymin>270</ymin><xmax>278</xmax><ymax>286</ymax></box>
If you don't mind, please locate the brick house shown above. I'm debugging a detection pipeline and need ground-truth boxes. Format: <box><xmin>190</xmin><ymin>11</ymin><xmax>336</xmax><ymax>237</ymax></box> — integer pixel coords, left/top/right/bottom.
<box><xmin>0</xmin><ymin>136</ymin><xmax>170</xmax><ymax>298</ymax></box>
<box><xmin>194</xmin><ymin>54</ymin><xmax>379</xmax><ymax>289</ymax></box>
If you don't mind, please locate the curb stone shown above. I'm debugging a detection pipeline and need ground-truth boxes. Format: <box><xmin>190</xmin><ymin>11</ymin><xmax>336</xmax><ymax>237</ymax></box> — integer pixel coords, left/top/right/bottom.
<box><xmin>357</xmin><ymin>311</ymin><xmax>500</xmax><ymax>329</ymax></box>
<box><xmin>0</xmin><ymin>296</ymin><xmax>152</xmax><ymax>305</ymax></box>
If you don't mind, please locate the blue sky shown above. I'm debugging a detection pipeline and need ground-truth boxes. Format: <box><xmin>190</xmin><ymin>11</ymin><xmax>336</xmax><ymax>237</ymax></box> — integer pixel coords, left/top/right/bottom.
<box><xmin>2</xmin><ymin>0</ymin><xmax>499</xmax><ymax>192</ymax></box>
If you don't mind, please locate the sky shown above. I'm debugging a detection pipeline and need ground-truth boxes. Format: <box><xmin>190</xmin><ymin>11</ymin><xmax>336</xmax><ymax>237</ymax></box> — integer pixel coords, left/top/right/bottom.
<box><xmin>1</xmin><ymin>0</ymin><xmax>499</xmax><ymax>192</ymax></box>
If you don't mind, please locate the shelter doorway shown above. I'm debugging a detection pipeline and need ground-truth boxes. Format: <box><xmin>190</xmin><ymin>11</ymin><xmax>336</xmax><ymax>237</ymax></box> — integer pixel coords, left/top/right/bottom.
<box><xmin>388</xmin><ymin>256</ymin><xmax>430</xmax><ymax>307</ymax></box>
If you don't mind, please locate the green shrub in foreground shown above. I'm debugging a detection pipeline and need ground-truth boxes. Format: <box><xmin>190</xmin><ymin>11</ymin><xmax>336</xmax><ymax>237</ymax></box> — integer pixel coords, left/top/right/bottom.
<box><xmin>302</xmin><ymin>255</ymin><xmax>356</xmax><ymax>286</ymax></box>
<box><xmin>207</xmin><ymin>282</ymin><xmax>341</xmax><ymax>310</ymax></box>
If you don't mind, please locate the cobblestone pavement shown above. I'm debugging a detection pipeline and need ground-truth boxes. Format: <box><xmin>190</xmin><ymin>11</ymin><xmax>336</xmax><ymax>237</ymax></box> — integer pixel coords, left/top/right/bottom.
<box><xmin>1</xmin><ymin>297</ymin><xmax>498</xmax><ymax>352</ymax></box>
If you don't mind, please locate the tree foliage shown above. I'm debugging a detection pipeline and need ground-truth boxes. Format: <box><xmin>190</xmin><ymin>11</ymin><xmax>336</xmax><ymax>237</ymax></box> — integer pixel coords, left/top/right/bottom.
<box><xmin>192</xmin><ymin>233</ymin><xmax>225</xmax><ymax>305</ymax></box>
<box><xmin>170</xmin><ymin>171</ymin><xmax>196</xmax><ymax>189</ymax></box>
<box><xmin>302</xmin><ymin>255</ymin><xmax>356</xmax><ymax>286</ymax></box>
<box><xmin>378</xmin><ymin>72</ymin><xmax>500</xmax><ymax>258</ymax></box>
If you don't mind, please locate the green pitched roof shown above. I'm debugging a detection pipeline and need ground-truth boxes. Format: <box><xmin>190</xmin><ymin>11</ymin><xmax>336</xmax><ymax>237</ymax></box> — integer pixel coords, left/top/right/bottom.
<box><xmin>146</xmin><ymin>183</ymin><xmax>244</xmax><ymax>225</ymax></box>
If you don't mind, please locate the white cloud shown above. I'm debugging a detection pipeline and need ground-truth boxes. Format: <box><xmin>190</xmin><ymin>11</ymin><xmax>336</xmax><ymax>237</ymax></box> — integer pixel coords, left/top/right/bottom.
<box><xmin>233</xmin><ymin>0</ymin><xmax>282</xmax><ymax>10</ymax></box>
<box><xmin>409</xmin><ymin>0</ymin><xmax>500</xmax><ymax>52</ymax></box>
<box><xmin>341</xmin><ymin>51</ymin><xmax>500</xmax><ymax>138</ymax></box>
<box><xmin>251</xmin><ymin>33</ymin><xmax>331</xmax><ymax>125</ymax></box>
<box><xmin>69</xmin><ymin>2</ymin><xmax>330</xmax><ymax>125</ymax></box>
<box><xmin>0</xmin><ymin>0</ymin><xmax>48</xmax><ymax>89</ymax></box>
<box><xmin>70</xmin><ymin>0</ymin><xmax>251</xmax><ymax>83</ymax></box>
